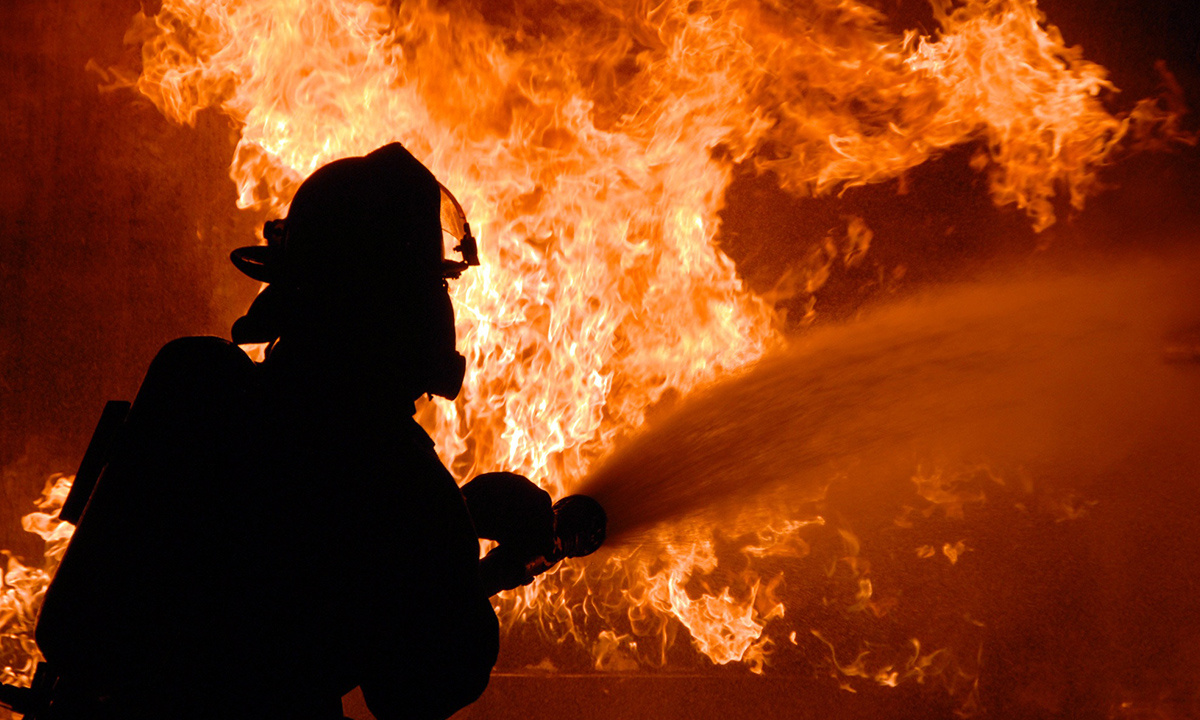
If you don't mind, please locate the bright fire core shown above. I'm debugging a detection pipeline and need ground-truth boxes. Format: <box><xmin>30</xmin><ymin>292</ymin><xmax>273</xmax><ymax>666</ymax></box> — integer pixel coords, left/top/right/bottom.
<box><xmin>4</xmin><ymin>0</ymin><xmax>1193</xmax><ymax>714</ymax></box>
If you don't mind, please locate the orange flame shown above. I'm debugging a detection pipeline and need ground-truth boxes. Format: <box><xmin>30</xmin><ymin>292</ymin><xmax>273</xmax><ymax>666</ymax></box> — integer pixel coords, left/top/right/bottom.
<box><xmin>2</xmin><ymin>476</ymin><xmax>74</xmax><ymax>692</ymax></box>
<box><xmin>7</xmin><ymin>0</ymin><xmax>1186</xmax><ymax>709</ymax></box>
<box><xmin>121</xmin><ymin>0</ymin><xmax>1146</xmax><ymax>677</ymax></box>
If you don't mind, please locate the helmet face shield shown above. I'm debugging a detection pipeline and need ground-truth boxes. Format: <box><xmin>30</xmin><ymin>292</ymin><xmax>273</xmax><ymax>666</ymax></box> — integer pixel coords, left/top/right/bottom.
<box><xmin>438</xmin><ymin>183</ymin><xmax>479</xmax><ymax>278</ymax></box>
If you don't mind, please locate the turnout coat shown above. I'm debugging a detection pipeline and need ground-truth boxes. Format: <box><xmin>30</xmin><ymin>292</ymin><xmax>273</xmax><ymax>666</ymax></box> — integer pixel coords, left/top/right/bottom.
<box><xmin>36</xmin><ymin>336</ymin><xmax>498</xmax><ymax>720</ymax></box>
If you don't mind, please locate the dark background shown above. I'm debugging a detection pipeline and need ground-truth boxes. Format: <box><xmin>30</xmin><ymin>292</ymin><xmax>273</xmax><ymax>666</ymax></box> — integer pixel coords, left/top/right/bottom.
<box><xmin>1</xmin><ymin>0</ymin><xmax>264</xmax><ymax>556</ymax></box>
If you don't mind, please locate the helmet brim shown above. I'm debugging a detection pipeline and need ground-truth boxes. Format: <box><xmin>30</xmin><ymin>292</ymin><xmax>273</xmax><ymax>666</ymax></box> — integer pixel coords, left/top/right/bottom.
<box><xmin>230</xmin><ymin>246</ymin><xmax>277</xmax><ymax>284</ymax></box>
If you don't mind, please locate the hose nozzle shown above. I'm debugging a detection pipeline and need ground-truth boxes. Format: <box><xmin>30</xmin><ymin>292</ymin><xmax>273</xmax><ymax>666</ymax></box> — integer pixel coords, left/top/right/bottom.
<box><xmin>515</xmin><ymin>494</ymin><xmax>607</xmax><ymax>588</ymax></box>
<box><xmin>547</xmin><ymin>494</ymin><xmax>607</xmax><ymax>563</ymax></box>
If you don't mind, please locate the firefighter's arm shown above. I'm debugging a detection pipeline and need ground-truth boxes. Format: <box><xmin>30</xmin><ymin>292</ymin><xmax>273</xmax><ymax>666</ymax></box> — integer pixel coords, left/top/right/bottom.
<box><xmin>460</xmin><ymin>472</ymin><xmax>554</xmax><ymax>594</ymax></box>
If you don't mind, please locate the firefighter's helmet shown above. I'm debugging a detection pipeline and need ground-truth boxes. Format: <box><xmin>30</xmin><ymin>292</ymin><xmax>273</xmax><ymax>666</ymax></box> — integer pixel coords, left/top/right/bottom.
<box><xmin>229</xmin><ymin>143</ymin><xmax>478</xmax><ymax>399</ymax></box>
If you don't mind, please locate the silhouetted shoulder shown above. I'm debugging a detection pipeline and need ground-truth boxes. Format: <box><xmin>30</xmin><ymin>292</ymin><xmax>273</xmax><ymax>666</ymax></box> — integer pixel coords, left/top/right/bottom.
<box><xmin>144</xmin><ymin>336</ymin><xmax>256</xmax><ymax>389</ymax></box>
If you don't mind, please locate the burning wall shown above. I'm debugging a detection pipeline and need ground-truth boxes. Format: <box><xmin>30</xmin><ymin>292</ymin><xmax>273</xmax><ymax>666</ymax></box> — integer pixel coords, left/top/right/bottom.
<box><xmin>2</xmin><ymin>0</ymin><xmax>1199</xmax><ymax>718</ymax></box>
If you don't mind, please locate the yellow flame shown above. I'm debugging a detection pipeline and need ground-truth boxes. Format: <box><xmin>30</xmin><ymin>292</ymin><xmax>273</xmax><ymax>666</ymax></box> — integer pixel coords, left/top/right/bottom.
<box><xmin>43</xmin><ymin>0</ymin><xmax>1163</xmax><ymax>694</ymax></box>
<box><xmin>2</xmin><ymin>476</ymin><xmax>74</xmax><ymax>694</ymax></box>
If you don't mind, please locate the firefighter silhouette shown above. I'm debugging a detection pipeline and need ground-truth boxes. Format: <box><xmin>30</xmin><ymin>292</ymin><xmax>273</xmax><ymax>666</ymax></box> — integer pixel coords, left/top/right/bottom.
<box><xmin>20</xmin><ymin>143</ymin><xmax>605</xmax><ymax>720</ymax></box>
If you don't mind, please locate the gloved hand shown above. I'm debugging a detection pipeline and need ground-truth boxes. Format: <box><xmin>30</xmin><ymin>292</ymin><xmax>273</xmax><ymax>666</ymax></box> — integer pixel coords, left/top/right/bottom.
<box><xmin>461</xmin><ymin>472</ymin><xmax>554</xmax><ymax>556</ymax></box>
<box><xmin>461</xmin><ymin>472</ymin><xmax>556</xmax><ymax>596</ymax></box>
